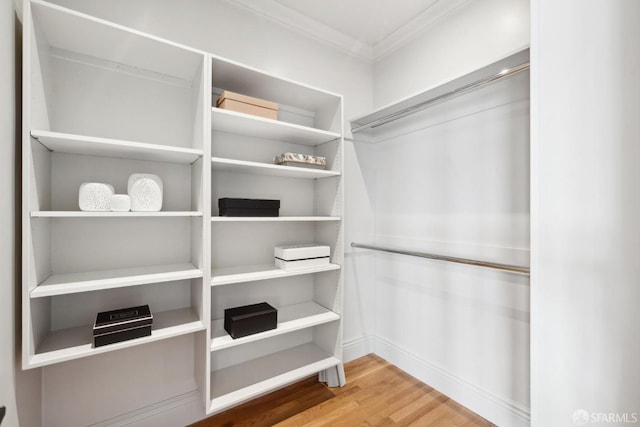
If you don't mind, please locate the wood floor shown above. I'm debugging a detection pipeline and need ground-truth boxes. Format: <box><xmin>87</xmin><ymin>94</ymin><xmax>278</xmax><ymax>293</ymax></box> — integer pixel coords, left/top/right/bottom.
<box><xmin>191</xmin><ymin>354</ymin><xmax>494</xmax><ymax>426</ymax></box>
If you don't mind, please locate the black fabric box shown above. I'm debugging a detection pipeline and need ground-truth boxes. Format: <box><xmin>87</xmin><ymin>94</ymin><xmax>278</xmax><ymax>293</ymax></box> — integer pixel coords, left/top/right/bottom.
<box><xmin>94</xmin><ymin>325</ymin><xmax>152</xmax><ymax>347</ymax></box>
<box><xmin>93</xmin><ymin>305</ymin><xmax>153</xmax><ymax>347</ymax></box>
<box><xmin>224</xmin><ymin>302</ymin><xmax>277</xmax><ymax>339</ymax></box>
<box><xmin>218</xmin><ymin>198</ymin><xmax>280</xmax><ymax>217</ymax></box>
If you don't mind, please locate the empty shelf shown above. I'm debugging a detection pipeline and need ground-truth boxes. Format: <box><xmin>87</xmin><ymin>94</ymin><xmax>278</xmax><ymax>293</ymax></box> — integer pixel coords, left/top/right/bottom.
<box><xmin>211</xmin><ymin>263</ymin><xmax>340</xmax><ymax>286</ymax></box>
<box><xmin>211</xmin><ymin>108</ymin><xmax>339</xmax><ymax>146</ymax></box>
<box><xmin>31</xmin><ymin>263</ymin><xmax>203</xmax><ymax>298</ymax></box>
<box><xmin>31</xmin><ymin>130</ymin><xmax>203</xmax><ymax>164</ymax></box>
<box><xmin>209</xmin><ymin>343</ymin><xmax>339</xmax><ymax>415</ymax></box>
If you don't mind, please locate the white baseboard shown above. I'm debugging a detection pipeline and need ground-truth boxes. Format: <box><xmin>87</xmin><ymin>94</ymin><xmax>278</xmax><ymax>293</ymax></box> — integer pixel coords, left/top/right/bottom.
<box><xmin>90</xmin><ymin>390</ymin><xmax>204</xmax><ymax>427</ymax></box>
<box><xmin>342</xmin><ymin>335</ymin><xmax>375</xmax><ymax>362</ymax></box>
<box><xmin>374</xmin><ymin>336</ymin><xmax>530</xmax><ymax>427</ymax></box>
<box><xmin>93</xmin><ymin>336</ymin><xmax>528</xmax><ymax>427</ymax></box>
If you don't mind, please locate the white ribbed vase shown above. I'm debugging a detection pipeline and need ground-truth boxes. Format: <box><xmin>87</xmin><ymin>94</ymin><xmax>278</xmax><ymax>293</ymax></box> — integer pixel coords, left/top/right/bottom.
<box><xmin>128</xmin><ymin>174</ymin><xmax>163</xmax><ymax>212</ymax></box>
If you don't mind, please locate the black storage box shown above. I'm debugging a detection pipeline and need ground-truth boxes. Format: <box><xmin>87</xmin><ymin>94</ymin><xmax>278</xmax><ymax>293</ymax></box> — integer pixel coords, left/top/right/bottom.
<box><xmin>224</xmin><ymin>302</ymin><xmax>277</xmax><ymax>339</ymax></box>
<box><xmin>93</xmin><ymin>305</ymin><xmax>153</xmax><ymax>347</ymax></box>
<box><xmin>218</xmin><ymin>198</ymin><xmax>280</xmax><ymax>217</ymax></box>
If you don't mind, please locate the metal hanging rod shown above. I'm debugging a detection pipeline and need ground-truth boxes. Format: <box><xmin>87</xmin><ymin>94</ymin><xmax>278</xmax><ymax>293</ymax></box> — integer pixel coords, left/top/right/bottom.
<box><xmin>350</xmin><ymin>48</ymin><xmax>530</xmax><ymax>134</ymax></box>
<box><xmin>351</xmin><ymin>242</ymin><xmax>530</xmax><ymax>276</ymax></box>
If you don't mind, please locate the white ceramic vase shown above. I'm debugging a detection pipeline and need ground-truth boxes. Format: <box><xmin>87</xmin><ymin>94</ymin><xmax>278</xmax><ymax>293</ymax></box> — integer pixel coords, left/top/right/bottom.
<box><xmin>128</xmin><ymin>174</ymin><xmax>163</xmax><ymax>212</ymax></box>
<box><xmin>79</xmin><ymin>183</ymin><xmax>115</xmax><ymax>211</ymax></box>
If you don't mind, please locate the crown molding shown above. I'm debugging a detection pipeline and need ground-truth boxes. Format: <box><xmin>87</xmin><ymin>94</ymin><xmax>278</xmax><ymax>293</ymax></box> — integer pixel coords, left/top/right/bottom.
<box><xmin>222</xmin><ymin>0</ymin><xmax>374</xmax><ymax>62</ymax></box>
<box><xmin>223</xmin><ymin>0</ymin><xmax>472</xmax><ymax>63</ymax></box>
<box><xmin>373</xmin><ymin>0</ymin><xmax>472</xmax><ymax>61</ymax></box>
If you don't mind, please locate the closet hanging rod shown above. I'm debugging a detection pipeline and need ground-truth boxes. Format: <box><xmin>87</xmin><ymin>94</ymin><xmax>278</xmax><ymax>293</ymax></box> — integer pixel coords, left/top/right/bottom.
<box><xmin>350</xmin><ymin>48</ymin><xmax>530</xmax><ymax>134</ymax></box>
<box><xmin>350</xmin><ymin>242</ymin><xmax>530</xmax><ymax>276</ymax></box>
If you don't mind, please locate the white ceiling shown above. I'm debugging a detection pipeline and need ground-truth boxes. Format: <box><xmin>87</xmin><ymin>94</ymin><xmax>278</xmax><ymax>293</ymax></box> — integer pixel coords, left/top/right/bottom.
<box><xmin>272</xmin><ymin>0</ymin><xmax>441</xmax><ymax>45</ymax></box>
<box><xmin>227</xmin><ymin>0</ymin><xmax>469</xmax><ymax>61</ymax></box>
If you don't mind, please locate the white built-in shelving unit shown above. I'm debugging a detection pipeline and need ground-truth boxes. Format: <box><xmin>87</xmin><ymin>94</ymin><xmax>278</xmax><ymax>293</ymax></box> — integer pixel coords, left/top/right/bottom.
<box><xmin>207</xmin><ymin>53</ymin><xmax>344</xmax><ymax>414</ymax></box>
<box><xmin>22</xmin><ymin>0</ymin><xmax>344</xmax><ymax>417</ymax></box>
<box><xmin>22</xmin><ymin>0</ymin><xmax>210</xmax><ymax>368</ymax></box>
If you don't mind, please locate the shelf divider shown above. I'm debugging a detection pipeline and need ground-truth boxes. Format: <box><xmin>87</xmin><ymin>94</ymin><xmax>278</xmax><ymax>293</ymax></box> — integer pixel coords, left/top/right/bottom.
<box><xmin>32</xmin><ymin>211</ymin><xmax>203</xmax><ymax>218</ymax></box>
<box><xmin>210</xmin><ymin>302</ymin><xmax>339</xmax><ymax>351</ymax></box>
<box><xmin>211</xmin><ymin>216</ymin><xmax>340</xmax><ymax>223</ymax></box>
<box><xmin>211</xmin><ymin>108</ymin><xmax>339</xmax><ymax>146</ymax></box>
<box><xmin>211</xmin><ymin>263</ymin><xmax>340</xmax><ymax>287</ymax></box>
<box><xmin>31</xmin><ymin>130</ymin><xmax>203</xmax><ymax>164</ymax></box>
<box><xmin>209</xmin><ymin>343</ymin><xmax>340</xmax><ymax>415</ymax></box>
<box><xmin>29</xmin><ymin>307</ymin><xmax>205</xmax><ymax>368</ymax></box>
<box><xmin>31</xmin><ymin>263</ymin><xmax>203</xmax><ymax>298</ymax></box>
<box><xmin>211</xmin><ymin>156</ymin><xmax>339</xmax><ymax>179</ymax></box>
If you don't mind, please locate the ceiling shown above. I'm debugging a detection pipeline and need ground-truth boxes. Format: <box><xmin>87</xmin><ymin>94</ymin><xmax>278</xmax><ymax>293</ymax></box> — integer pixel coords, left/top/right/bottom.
<box><xmin>272</xmin><ymin>0</ymin><xmax>441</xmax><ymax>45</ymax></box>
<box><xmin>227</xmin><ymin>0</ymin><xmax>469</xmax><ymax>61</ymax></box>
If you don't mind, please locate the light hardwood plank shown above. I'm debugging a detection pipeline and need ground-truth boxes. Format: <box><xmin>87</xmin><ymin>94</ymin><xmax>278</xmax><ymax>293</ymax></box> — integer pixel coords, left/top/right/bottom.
<box><xmin>191</xmin><ymin>354</ymin><xmax>494</xmax><ymax>427</ymax></box>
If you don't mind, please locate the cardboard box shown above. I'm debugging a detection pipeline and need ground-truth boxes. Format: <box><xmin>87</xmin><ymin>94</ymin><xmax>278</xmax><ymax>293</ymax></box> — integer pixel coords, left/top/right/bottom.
<box><xmin>224</xmin><ymin>302</ymin><xmax>277</xmax><ymax>339</ymax></box>
<box><xmin>217</xmin><ymin>90</ymin><xmax>278</xmax><ymax>120</ymax></box>
<box><xmin>274</xmin><ymin>244</ymin><xmax>330</xmax><ymax>270</ymax></box>
<box><xmin>93</xmin><ymin>305</ymin><xmax>153</xmax><ymax>347</ymax></box>
<box><xmin>218</xmin><ymin>198</ymin><xmax>280</xmax><ymax>217</ymax></box>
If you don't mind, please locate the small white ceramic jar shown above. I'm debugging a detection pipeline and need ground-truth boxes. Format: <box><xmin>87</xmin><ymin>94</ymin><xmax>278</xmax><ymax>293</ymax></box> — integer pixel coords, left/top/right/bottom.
<box><xmin>110</xmin><ymin>194</ymin><xmax>131</xmax><ymax>212</ymax></box>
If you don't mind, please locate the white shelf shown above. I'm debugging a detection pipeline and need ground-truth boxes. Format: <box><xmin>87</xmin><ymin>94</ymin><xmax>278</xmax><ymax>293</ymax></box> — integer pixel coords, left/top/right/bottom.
<box><xmin>211</xmin><ymin>157</ymin><xmax>340</xmax><ymax>179</ymax></box>
<box><xmin>209</xmin><ymin>343</ymin><xmax>340</xmax><ymax>415</ymax></box>
<box><xmin>29</xmin><ymin>307</ymin><xmax>204</xmax><ymax>368</ymax></box>
<box><xmin>211</xmin><ymin>108</ymin><xmax>340</xmax><ymax>146</ymax></box>
<box><xmin>210</xmin><ymin>302</ymin><xmax>339</xmax><ymax>351</ymax></box>
<box><xmin>32</xmin><ymin>211</ymin><xmax>203</xmax><ymax>218</ymax></box>
<box><xmin>349</xmin><ymin>48</ymin><xmax>530</xmax><ymax>135</ymax></box>
<box><xmin>211</xmin><ymin>216</ymin><xmax>340</xmax><ymax>222</ymax></box>
<box><xmin>211</xmin><ymin>263</ymin><xmax>340</xmax><ymax>287</ymax></box>
<box><xmin>31</xmin><ymin>263</ymin><xmax>203</xmax><ymax>298</ymax></box>
<box><xmin>211</xmin><ymin>55</ymin><xmax>341</xmax><ymax>115</ymax></box>
<box><xmin>31</xmin><ymin>130</ymin><xmax>203</xmax><ymax>164</ymax></box>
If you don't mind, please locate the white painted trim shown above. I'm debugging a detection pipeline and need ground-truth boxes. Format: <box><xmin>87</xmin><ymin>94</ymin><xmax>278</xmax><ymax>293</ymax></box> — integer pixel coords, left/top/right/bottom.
<box><xmin>342</xmin><ymin>336</ymin><xmax>375</xmax><ymax>363</ymax></box>
<box><xmin>89</xmin><ymin>390</ymin><xmax>203</xmax><ymax>427</ymax></box>
<box><xmin>529</xmin><ymin>2</ymin><xmax>540</xmax><ymax>424</ymax></box>
<box><xmin>374</xmin><ymin>336</ymin><xmax>530</xmax><ymax>427</ymax></box>
<box><xmin>223</xmin><ymin>0</ymin><xmax>472</xmax><ymax>62</ymax></box>
<box><xmin>14</xmin><ymin>0</ymin><xmax>23</xmax><ymax>23</ymax></box>
<box><xmin>373</xmin><ymin>0</ymin><xmax>472</xmax><ymax>60</ymax></box>
<box><xmin>221</xmin><ymin>0</ymin><xmax>374</xmax><ymax>62</ymax></box>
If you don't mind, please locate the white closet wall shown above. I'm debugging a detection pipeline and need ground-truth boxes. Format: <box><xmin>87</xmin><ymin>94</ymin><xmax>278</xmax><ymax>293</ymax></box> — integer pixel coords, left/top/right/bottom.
<box><xmin>351</xmin><ymin>2</ymin><xmax>532</xmax><ymax>426</ymax></box>
<box><xmin>373</xmin><ymin>0</ymin><xmax>530</xmax><ymax>109</ymax></box>
<box><xmin>1</xmin><ymin>1</ymin><xmax>19</xmax><ymax>425</ymax></box>
<box><xmin>531</xmin><ymin>0</ymin><xmax>640</xmax><ymax>424</ymax></box>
